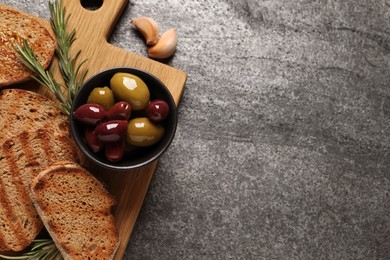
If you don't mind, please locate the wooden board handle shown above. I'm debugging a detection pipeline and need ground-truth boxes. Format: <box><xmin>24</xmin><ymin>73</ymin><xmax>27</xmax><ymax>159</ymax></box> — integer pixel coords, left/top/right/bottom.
<box><xmin>64</xmin><ymin>0</ymin><xmax>128</xmax><ymax>41</ymax></box>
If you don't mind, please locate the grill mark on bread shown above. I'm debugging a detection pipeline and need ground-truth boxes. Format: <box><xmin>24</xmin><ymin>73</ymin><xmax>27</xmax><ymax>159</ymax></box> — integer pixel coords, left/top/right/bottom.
<box><xmin>0</xmin><ymin>139</ymin><xmax>32</xmax><ymax>250</ymax></box>
<box><xmin>19</xmin><ymin>131</ymin><xmax>51</xmax><ymax>190</ymax></box>
<box><xmin>19</xmin><ymin>131</ymin><xmax>40</xmax><ymax>179</ymax></box>
<box><xmin>0</xmin><ymin>167</ymin><xmax>22</xmax><ymax>250</ymax></box>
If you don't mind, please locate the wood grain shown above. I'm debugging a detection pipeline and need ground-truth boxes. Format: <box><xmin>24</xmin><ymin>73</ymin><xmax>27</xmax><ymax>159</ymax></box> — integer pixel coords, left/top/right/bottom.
<box><xmin>4</xmin><ymin>1</ymin><xmax>186</xmax><ymax>259</ymax></box>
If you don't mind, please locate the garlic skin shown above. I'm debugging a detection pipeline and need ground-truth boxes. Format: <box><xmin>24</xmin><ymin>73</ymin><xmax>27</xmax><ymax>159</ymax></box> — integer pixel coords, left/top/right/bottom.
<box><xmin>130</xmin><ymin>17</ymin><xmax>160</xmax><ymax>46</ymax></box>
<box><xmin>147</xmin><ymin>28</ymin><xmax>177</xmax><ymax>59</ymax></box>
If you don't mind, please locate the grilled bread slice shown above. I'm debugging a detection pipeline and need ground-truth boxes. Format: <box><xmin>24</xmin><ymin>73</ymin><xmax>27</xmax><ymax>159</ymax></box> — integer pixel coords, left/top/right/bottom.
<box><xmin>0</xmin><ymin>129</ymin><xmax>79</xmax><ymax>252</ymax></box>
<box><xmin>0</xmin><ymin>88</ymin><xmax>69</xmax><ymax>139</ymax></box>
<box><xmin>30</xmin><ymin>161</ymin><xmax>119</xmax><ymax>260</ymax></box>
<box><xmin>0</xmin><ymin>89</ymin><xmax>74</xmax><ymax>252</ymax></box>
<box><xmin>0</xmin><ymin>4</ymin><xmax>56</xmax><ymax>86</ymax></box>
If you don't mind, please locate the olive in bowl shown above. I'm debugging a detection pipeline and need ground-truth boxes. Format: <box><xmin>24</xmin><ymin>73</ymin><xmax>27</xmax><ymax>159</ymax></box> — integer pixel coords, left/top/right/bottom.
<box><xmin>70</xmin><ymin>67</ymin><xmax>178</xmax><ymax>171</ymax></box>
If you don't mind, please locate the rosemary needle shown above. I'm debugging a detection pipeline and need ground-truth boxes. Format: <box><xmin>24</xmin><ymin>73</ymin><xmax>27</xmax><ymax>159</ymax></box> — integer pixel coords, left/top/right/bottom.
<box><xmin>49</xmin><ymin>0</ymin><xmax>88</xmax><ymax>110</ymax></box>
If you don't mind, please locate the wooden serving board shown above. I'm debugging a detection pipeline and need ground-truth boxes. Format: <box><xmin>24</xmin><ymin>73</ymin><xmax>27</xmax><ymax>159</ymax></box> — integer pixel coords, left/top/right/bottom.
<box><xmin>7</xmin><ymin>0</ymin><xmax>186</xmax><ymax>259</ymax></box>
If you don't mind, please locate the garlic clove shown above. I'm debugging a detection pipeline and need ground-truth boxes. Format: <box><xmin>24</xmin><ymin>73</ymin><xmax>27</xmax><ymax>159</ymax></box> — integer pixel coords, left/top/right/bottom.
<box><xmin>130</xmin><ymin>17</ymin><xmax>160</xmax><ymax>46</ymax></box>
<box><xmin>147</xmin><ymin>28</ymin><xmax>177</xmax><ymax>59</ymax></box>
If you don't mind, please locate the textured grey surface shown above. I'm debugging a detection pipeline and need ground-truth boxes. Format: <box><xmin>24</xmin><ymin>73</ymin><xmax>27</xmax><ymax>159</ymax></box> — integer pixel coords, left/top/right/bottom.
<box><xmin>3</xmin><ymin>0</ymin><xmax>390</xmax><ymax>259</ymax></box>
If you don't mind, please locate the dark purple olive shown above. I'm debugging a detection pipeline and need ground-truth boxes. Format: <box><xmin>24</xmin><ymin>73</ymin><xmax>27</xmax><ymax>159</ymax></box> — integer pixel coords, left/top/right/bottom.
<box><xmin>105</xmin><ymin>138</ymin><xmax>126</xmax><ymax>162</ymax></box>
<box><xmin>107</xmin><ymin>101</ymin><xmax>132</xmax><ymax>121</ymax></box>
<box><xmin>84</xmin><ymin>128</ymin><xmax>104</xmax><ymax>153</ymax></box>
<box><xmin>146</xmin><ymin>99</ymin><xmax>170</xmax><ymax>122</ymax></box>
<box><xmin>73</xmin><ymin>103</ymin><xmax>106</xmax><ymax>126</ymax></box>
<box><xmin>95</xmin><ymin>120</ymin><xmax>128</xmax><ymax>143</ymax></box>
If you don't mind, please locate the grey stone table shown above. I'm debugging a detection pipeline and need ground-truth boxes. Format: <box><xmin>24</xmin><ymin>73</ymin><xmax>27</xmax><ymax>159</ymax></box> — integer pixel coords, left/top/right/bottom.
<box><xmin>3</xmin><ymin>0</ymin><xmax>390</xmax><ymax>259</ymax></box>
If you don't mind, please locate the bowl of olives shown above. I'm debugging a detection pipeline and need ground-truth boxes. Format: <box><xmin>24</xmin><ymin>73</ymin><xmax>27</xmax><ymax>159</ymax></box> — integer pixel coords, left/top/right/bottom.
<box><xmin>70</xmin><ymin>67</ymin><xmax>177</xmax><ymax>171</ymax></box>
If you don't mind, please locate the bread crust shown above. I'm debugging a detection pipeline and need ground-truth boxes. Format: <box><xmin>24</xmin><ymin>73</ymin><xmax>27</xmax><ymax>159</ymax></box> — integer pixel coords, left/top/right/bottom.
<box><xmin>30</xmin><ymin>162</ymin><xmax>120</xmax><ymax>260</ymax></box>
<box><xmin>0</xmin><ymin>4</ymin><xmax>56</xmax><ymax>86</ymax></box>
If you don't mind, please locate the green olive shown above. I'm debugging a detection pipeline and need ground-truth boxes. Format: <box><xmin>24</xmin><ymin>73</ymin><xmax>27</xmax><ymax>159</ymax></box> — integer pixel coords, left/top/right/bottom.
<box><xmin>125</xmin><ymin>117</ymin><xmax>164</xmax><ymax>147</ymax></box>
<box><xmin>87</xmin><ymin>86</ymin><xmax>115</xmax><ymax>111</ymax></box>
<box><xmin>110</xmin><ymin>73</ymin><xmax>150</xmax><ymax>111</ymax></box>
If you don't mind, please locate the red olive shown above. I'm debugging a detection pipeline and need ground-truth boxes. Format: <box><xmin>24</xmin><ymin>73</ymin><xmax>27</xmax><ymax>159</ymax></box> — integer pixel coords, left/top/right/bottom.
<box><xmin>107</xmin><ymin>101</ymin><xmax>132</xmax><ymax>121</ymax></box>
<box><xmin>146</xmin><ymin>99</ymin><xmax>170</xmax><ymax>122</ymax></box>
<box><xmin>105</xmin><ymin>138</ymin><xmax>126</xmax><ymax>162</ymax></box>
<box><xmin>95</xmin><ymin>120</ymin><xmax>128</xmax><ymax>143</ymax></box>
<box><xmin>84</xmin><ymin>128</ymin><xmax>104</xmax><ymax>153</ymax></box>
<box><xmin>73</xmin><ymin>103</ymin><xmax>106</xmax><ymax>126</ymax></box>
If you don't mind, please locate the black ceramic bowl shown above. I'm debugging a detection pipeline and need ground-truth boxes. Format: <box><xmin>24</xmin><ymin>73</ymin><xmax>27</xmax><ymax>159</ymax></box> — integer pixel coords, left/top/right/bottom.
<box><xmin>70</xmin><ymin>67</ymin><xmax>177</xmax><ymax>171</ymax></box>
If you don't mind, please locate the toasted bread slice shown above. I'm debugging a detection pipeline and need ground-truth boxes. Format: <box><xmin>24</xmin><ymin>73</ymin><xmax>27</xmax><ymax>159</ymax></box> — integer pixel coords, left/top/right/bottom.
<box><xmin>0</xmin><ymin>88</ymin><xmax>69</xmax><ymax>139</ymax></box>
<box><xmin>0</xmin><ymin>129</ymin><xmax>79</xmax><ymax>251</ymax></box>
<box><xmin>30</xmin><ymin>161</ymin><xmax>119</xmax><ymax>260</ymax></box>
<box><xmin>0</xmin><ymin>88</ymin><xmax>75</xmax><ymax>252</ymax></box>
<box><xmin>0</xmin><ymin>4</ymin><xmax>56</xmax><ymax>86</ymax></box>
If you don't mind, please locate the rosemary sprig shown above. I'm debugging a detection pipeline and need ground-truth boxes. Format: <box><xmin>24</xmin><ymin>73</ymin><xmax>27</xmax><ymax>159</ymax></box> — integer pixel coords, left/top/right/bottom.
<box><xmin>49</xmin><ymin>0</ymin><xmax>88</xmax><ymax>111</ymax></box>
<box><xmin>15</xmin><ymin>0</ymin><xmax>87</xmax><ymax>116</ymax></box>
<box><xmin>0</xmin><ymin>239</ymin><xmax>61</xmax><ymax>260</ymax></box>
<box><xmin>15</xmin><ymin>40</ymin><xmax>68</xmax><ymax>114</ymax></box>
